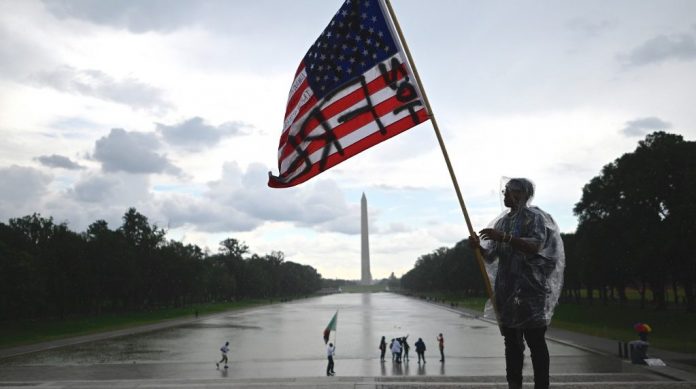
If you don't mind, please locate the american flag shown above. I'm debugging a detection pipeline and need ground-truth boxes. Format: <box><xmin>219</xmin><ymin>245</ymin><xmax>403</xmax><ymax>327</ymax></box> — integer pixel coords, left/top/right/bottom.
<box><xmin>268</xmin><ymin>0</ymin><xmax>430</xmax><ymax>188</ymax></box>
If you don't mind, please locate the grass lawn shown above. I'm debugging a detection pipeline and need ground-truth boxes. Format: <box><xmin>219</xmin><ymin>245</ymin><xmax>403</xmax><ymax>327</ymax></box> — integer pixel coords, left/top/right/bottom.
<box><xmin>551</xmin><ymin>303</ymin><xmax>696</xmax><ymax>353</ymax></box>
<box><xmin>0</xmin><ymin>300</ymin><xmax>269</xmax><ymax>349</ymax></box>
<box><xmin>407</xmin><ymin>292</ymin><xmax>696</xmax><ymax>354</ymax></box>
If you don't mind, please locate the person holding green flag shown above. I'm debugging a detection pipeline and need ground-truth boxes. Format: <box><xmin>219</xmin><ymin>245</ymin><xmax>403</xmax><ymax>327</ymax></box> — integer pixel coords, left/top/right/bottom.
<box><xmin>323</xmin><ymin>311</ymin><xmax>338</xmax><ymax>376</ymax></box>
<box><xmin>326</xmin><ymin>342</ymin><xmax>336</xmax><ymax>376</ymax></box>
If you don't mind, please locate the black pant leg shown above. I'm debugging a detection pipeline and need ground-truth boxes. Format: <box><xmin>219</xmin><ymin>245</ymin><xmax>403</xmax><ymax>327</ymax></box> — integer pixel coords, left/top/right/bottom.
<box><xmin>502</xmin><ymin>327</ymin><xmax>525</xmax><ymax>388</ymax></box>
<box><xmin>523</xmin><ymin>327</ymin><xmax>549</xmax><ymax>389</ymax></box>
<box><xmin>327</xmin><ymin>356</ymin><xmax>333</xmax><ymax>374</ymax></box>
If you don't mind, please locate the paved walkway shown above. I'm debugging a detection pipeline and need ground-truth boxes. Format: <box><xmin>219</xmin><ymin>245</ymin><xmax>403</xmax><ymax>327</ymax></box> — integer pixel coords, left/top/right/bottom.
<box><xmin>1</xmin><ymin>294</ymin><xmax>695</xmax><ymax>388</ymax></box>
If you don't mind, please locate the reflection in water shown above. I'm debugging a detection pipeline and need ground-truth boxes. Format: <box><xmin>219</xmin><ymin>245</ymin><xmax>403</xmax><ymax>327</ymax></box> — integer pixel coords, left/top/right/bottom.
<box><xmin>417</xmin><ymin>363</ymin><xmax>426</xmax><ymax>375</ymax></box>
<box><xmin>403</xmin><ymin>360</ymin><xmax>410</xmax><ymax>375</ymax></box>
<box><xmin>380</xmin><ymin>360</ymin><xmax>386</xmax><ymax>376</ymax></box>
<box><xmin>440</xmin><ymin>362</ymin><xmax>445</xmax><ymax>375</ymax></box>
<box><xmin>391</xmin><ymin>361</ymin><xmax>403</xmax><ymax>376</ymax></box>
<box><xmin>360</xmin><ymin>293</ymin><xmax>373</xmax><ymax>362</ymax></box>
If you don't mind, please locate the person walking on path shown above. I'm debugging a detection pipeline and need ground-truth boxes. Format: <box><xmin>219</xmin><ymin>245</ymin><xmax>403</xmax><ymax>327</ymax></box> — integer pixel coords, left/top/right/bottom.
<box><xmin>379</xmin><ymin>336</ymin><xmax>387</xmax><ymax>361</ymax></box>
<box><xmin>415</xmin><ymin>337</ymin><xmax>426</xmax><ymax>364</ymax></box>
<box><xmin>469</xmin><ymin>178</ymin><xmax>565</xmax><ymax>389</ymax></box>
<box><xmin>402</xmin><ymin>337</ymin><xmax>410</xmax><ymax>361</ymax></box>
<box><xmin>326</xmin><ymin>342</ymin><xmax>336</xmax><ymax>376</ymax></box>
<box><xmin>437</xmin><ymin>333</ymin><xmax>444</xmax><ymax>362</ymax></box>
<box><xmin>216</xmin><ymin>341</ymin><xmax>229</xmax><ymax>369</ymax></box>
<box><xmin>391</xmin><ymin>337</ymin><xmax>403</xmax><ymax>363</ymax></box>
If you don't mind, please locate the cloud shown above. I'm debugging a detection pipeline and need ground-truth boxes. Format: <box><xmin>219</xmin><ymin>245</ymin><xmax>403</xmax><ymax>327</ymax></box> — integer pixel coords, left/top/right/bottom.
<box><xmin>93</xmin><ymin>128</ymin><xmax>181</xmax><ymax>175</ymax></box>
<box><xmin>32</xmin><ymin>65</ymin><xmax>170</xmax><ymax>111</ymax></box>
<box><xmin>156</xmin><ymin>117</ymin><xmax>249</xmax><ymax>152</ymax></box>
<box><xmin>213</xmin><ymin>162</ymin><xmax>359</xmax><ymax>231</ymax></box>
<box><xmin>622</xmin><ymin>33</ymin><xmax>696</xmax><ymax>67</ymax></box>
<box><xmin>0</xmin><ymin>165</ymin><xmax>52</xmax><ymax>219</ymax></box>
<box><xmin>382</xmin><ymin>222</ymin><xmax>413</xmax><ymax>234</ymax></box>
<box><xmin>69</xmin><ymin>175</ymin><xmax>117</xmax><ymax>203</ymax></box>
<box><xmin>68</xmin><ymin>172</ymin><xmax>150</xmax><ymax>205</ymax></box>
<box><xmin>41</xmin><ymin>0</ymin><xmax>199</xmax><ymax>33</ymax></box>
<box><xmin>621</xmin><ymin>117</ymin><xmax>672</xmax><ymax>137</ymax></box>
<box><xmin>0</xmin><ymin>20</ymin><xmax>49</xmax><ymax>79</ymax></box>
<box><xmin>156</xmin><ymin>162</ymin><xmax>359</xmax><ymax>234</ymax></box>
<box><xmin>0</xmin><ymin>165</ymin><xmax>52</xmax><ymax>205</ymax></box>
<box><xmin>566</xmin><ymin>17</ymin><xmax>614</xmax><ymax>37</ymax></box>
<box><xmin>50</xmin><ymin>117</ymin><xmax>100</xmax><ymax>131</ymax></box>
<box><xmin>158</xmin><ymin>195</ymin><xmax>261</xmax><ymax>233</ymax></box>
<box><xmin>35</xmin><ymin>154</ymin><xmax>85</xmax><ymax>170</ymax></box>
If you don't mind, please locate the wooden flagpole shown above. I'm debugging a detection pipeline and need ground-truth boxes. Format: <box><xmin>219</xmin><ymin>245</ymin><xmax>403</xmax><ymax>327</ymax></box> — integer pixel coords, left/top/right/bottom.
<box><xmin>382</xmin><ymin>0</ymin><xmax>500</xmax><ymax>327</ymax></box>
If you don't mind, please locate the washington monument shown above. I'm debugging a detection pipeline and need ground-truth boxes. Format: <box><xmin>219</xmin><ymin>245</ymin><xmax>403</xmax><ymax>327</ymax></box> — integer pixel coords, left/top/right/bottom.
<box><xmin>361</xmin><ymin>193</ymin><xmax>372</xmax><ymax>285</ymax></box>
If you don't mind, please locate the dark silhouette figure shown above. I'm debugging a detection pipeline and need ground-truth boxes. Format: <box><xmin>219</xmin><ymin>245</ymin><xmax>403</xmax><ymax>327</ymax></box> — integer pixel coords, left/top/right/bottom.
<box><xmin>379</xmin><ymin>336</ymin><xmax>387</xmax><ymax>361</ymax></box>
<box><xmin>437</xmin><ymin>333</ymin><xmax>444</xmax><ymax>362</ymax></box>
<box><xmin>402</xmin><ymin>337</ymin><xmax>410</xmax><ymax>361</ymax></box>
<box><xmin>415</xmin><ymin>337</ymin><xmax>426</xmax><ymax>364</ymax></box>
<box><xmin>469</xmin><ymin>178</ymin><xmax>565</xmax><ymax>389</ymax></box>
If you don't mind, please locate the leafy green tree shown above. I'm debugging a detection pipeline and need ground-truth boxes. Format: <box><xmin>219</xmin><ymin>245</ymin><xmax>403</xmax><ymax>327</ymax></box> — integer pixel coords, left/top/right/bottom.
<box><xmin>574</xmin><ymin>132</ymin><xmax>696</xmax><ymax>310</ymax></box>
<box><xmin>0</xmin><ymin>209</ymin><xmax>323</xmax><ymax>320</ymax></box>
<box><xmin>219</xmin><ymin>238</ymin><xmax>249</xmax><ymax>258</ymax></box>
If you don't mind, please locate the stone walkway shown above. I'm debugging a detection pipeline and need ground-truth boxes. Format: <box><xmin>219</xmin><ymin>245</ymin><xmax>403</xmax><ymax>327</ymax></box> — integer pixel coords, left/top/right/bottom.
<box><xmin>1</xmin><ymin>295</ymin><xmax>695</xmax><ymax>388</ymax></box>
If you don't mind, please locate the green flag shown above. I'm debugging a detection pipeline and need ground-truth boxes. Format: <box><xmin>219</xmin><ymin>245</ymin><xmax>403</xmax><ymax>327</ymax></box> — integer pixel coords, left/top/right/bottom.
<box><xmin>323</xmin><ymin>311</ymin><xmax>338</xmax><ymax>344</ymax></box>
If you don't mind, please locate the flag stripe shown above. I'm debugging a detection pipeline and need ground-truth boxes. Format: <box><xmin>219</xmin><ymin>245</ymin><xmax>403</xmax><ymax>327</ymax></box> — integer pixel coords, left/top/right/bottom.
<box><xmin>270</xmin><ymin>109</ymin><xmax>428</xmax><ymax>188</ymax></box>
<box><xmin>280</xmin><ymin>87</ymin><xmax>316</xmax><ymax>148</ymax></box>
<box><xmin>277</xmin><ymin>98</ymin><xmax>427</xmax><ymax>185</ymax></box>
<box><xmin>279</xmin><ymin>88</ymin><xmax>419</xmax><ymax>175</ymax></box>
<box><xmin>278</xmin><ymin>55</ymin><xmax>410</xmax><ymax>166</ymax></box>
<box><xmin>280</xmin><ymin>55</ymin><xmax>407</xmax><ymax>144</ymax></box>
<box><xmin>284</xmin><ymin>76</ymin><xmax>310</xmax><ymax>119</ymax></box>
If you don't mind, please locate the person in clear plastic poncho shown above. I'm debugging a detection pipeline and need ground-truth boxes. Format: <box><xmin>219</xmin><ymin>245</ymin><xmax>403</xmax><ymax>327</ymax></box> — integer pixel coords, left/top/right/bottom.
<box><xmin>469</xmin><ymin>178</ymin><xmax>564</xmax><ymax>389</ymax></box>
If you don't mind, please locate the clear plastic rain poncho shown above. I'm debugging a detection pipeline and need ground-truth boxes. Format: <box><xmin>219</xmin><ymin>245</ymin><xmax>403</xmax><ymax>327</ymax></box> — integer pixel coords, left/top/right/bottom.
<box><xmin>480</xmin><ymin>178</ymin><xmax>565</xmax><ymax>328</ymax></box>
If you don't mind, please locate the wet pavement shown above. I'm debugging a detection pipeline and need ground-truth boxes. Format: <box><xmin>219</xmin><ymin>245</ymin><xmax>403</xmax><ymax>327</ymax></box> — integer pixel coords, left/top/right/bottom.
<box><xmin>0</xmin><ymin>292</ymin><xmax>632</xmax><ymax>382</ymax></box>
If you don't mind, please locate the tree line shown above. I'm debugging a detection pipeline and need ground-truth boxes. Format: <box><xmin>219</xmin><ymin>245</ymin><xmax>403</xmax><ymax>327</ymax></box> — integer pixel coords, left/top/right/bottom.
<box><xmin>0</xmin><ymin>208</ymin><xmax>322</xmax><ymax>321</ymax></box>
<box><xmin>402</xmin><ymin>132</ymin><xmax>696</xmax><ymax>312</ymax></box>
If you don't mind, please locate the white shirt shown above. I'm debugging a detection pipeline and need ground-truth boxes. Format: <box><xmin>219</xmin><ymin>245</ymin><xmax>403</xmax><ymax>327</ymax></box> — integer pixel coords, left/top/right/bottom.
<box><xmin>326</xmin><ymin>345</ymin><xmax>335</xmax><ymax>357</ymax></box>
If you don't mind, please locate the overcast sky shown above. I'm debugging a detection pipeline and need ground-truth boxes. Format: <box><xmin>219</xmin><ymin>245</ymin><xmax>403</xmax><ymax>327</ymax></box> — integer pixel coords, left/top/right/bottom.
<box><xmin>1</xmin><ymin>0</ymin><xmax>695</xmax><ymax>280</ymax></box>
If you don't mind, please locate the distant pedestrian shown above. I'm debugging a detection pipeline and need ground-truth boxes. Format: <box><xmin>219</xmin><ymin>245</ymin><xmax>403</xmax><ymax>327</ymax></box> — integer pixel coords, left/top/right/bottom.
<box><xmin>437</xmin><ymin>333</ymin><xmax>444</xmax><ymax>362</ymax></box>
<box><xmin>390</xmin><ymin>338</ymin><xmax>396</xmax><ymax>361</ymax></box>
<box><xmin>402</xmin><ymin>337</ymin><xmax>410</xmax><ymax>361</ymax></box>
<box><xmin>415</xmin><ymin>337</ymin><xmax>426</xmax><ymax>363</ymax></box>
<box><xmin>379</xmin><ymin>336</ymin><xmax>387</xmax><ymax>361</ymax></box>
<box><xmin>216</xmin><ymin>341</ymin><xmax>229</xmax><ymax>369</ymax></box>
<box><xmin>326</xmin><ymin>342</ymin><xmax>336</xmax><ymax>376</ymax></box>
<box><xmin>391</xmin><ymin>337</ymin><xmax>402</xmax><ymax>363</ymax></box>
